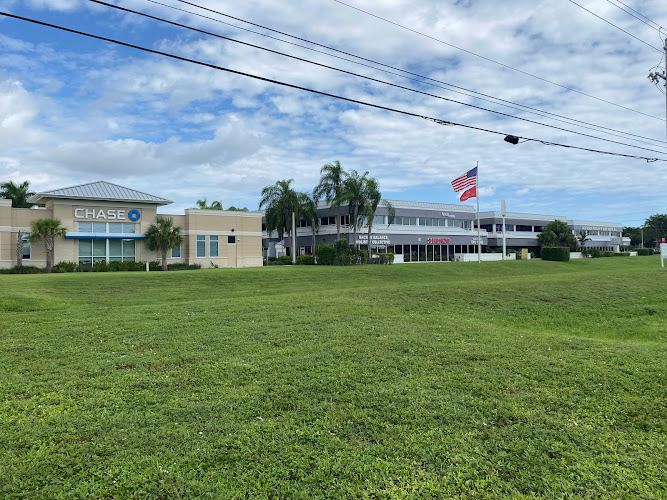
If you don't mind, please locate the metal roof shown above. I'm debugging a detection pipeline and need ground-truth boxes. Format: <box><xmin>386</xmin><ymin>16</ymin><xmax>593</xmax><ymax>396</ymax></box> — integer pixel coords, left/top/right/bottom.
<box><xmin>28</xmin><ymin>181</ymin><xmax>173</xmax><ymax>205</ymax></box>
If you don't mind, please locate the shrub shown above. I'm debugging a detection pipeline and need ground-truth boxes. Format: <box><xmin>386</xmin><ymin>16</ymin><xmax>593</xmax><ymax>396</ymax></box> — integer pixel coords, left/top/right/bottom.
<box><xmin>148</xmin><ymin>261</ymin><xmax>162</xmax><ymax>271</ymax></box>
<box><xmin>587</xmin><ymin>249</ymin><xmax>603</xmax><ymax>258</ymax></box>
<box><xmin>637</xmin><ymin>248</ymin><xmax>652</xmax><ymax>256</ymax></box>
<box><xmin>93</xmin><ymin>261</ymin><xmax>109</xmax><ymax>272</ymax></box>
<box><xmin>359</xmin><ymin>249</ymin><xmax>368</xmax><ymax>265</ymax></box>
<box><xmin>296</xmin><ymin>255</ymin><xmax>315</xmax><ymax>265</ymax></box>
<box><xmin>613</xmin><ymin>252</ymin><xmax>630</xmax><ymax>257</ymax></box>
<box><xmin>277</xmin><ymin>255</ymin><xmax>293</xmax><ymax>265</ymax></box>
<box><xmin>315</xmin><ymin>243</ymin><xmax>336</xmax><ymax>266</ymax></box>
<box><xmin>0</xmin><ymin>265</ymin><xmax>44</xmax><ymax>274</ymax></box>
<box><xmin>541</xmin><ymin>247</ymin><xmax>570</xmax><ymax>262</ymax></box>
<box><xmin>334</xmin><ymin>239</ymin><xmax>358</xmax><ymax>266</ymax></box>
<box><xmin>378</xmin><ymin>253</ymin><xmax>394</xmax><ymax>264</ymax></box>
<box><xmin>167</xmin><ymin>263</ymin><xmax>201</xmax><ymax>271</ymax></box>
<box><xmin>54</xmin><ymin>261</ymin><xmax>78</xmax><ymax>273</ymax></box>
<box><xmin>603</xmin><ymin>251</ymin><xmax>615</xmax><ymax>258</ymax></box>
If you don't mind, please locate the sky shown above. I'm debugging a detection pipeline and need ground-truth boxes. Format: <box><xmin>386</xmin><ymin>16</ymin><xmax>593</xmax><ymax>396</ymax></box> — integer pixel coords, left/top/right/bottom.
<box><xmin>0</xmin><ymin>0</ymin><xmax>665</xmax><ymax>226</ymax></box>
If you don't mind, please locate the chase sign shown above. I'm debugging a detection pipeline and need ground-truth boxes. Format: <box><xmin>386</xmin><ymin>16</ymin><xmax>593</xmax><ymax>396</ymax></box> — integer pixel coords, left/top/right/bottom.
<box><xmin>74</xmin><ymin>208</ymin><xmax>141</xmax><ymax>221</ymax></box>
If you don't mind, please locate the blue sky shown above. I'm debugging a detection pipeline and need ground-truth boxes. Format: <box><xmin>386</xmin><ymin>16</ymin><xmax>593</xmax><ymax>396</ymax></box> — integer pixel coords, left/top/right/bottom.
<box><xmin>0</xmin><ymin>0</ymin><xmax>665</xmax><ymax>226</ymax></box>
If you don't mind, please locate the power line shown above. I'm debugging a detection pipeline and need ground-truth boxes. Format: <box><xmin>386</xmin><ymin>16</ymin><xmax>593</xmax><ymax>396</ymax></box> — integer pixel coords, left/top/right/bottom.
<box><xmin>137</xmin><ymin>0</ymin><xmax>667</xmax><ymax>147</ymax></box>
<box><xmin>605</xmin><ymin>0</ymin><xmax>664</xmax><ymax>32</ymax></box>
<box><xmin>1</xmin><ymin>10</ymin><xmax>665</xmax><ymax>163</ymax></box>
<box><xmin>327</xmin><ymin>0</ymin><xmax>665</xmax><ymax>121</ymax></box>
<box><xmin>92</xmin><ymin>0</ymin><xmax>667</xmax><ymax>154</ymax></box>
<box><xmin>566</xmin><ymin>0</ymin><xmax>662</xmax><ymax>52</ymax></box>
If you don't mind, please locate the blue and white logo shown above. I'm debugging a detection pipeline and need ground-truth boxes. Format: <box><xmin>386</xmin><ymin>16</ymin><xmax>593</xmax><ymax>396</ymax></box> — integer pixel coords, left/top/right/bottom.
<box><xmin>128</xmin><ymin>209</ymin><xmax>141</xmax><ymax>222</ymax></box>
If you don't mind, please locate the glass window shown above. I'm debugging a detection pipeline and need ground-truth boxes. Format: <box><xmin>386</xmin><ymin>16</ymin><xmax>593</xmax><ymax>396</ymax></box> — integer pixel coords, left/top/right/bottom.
<box><xmin>78</xmin><ymin>239</ymin><xmax>92</xmax><ymax>266</ymax></box>
<box><xmin>22</xmin><ymin>234</ymin><xmax>31</xmax><ymax>260</ymax></box>
<box><xmin>373</xmin><ymin>215</ymin><xmax>384</xmax><ymax>225</ymax></box>
<box><xmin>210</xmin><ymin>235</ymin><xmax>219</xmax><ymax>257</ymax></box>
<box><xmin>93</xmin><ymin>239</ymin><xmax>106</xmax><ymax>257</ymax></box>
<box><xmin>171</xmin><ymin>246</ymin><xmax>181</xmax><ymax>258</ymax></box>
<box><xmin>78</xmin><ymin>222</ymin><xmax>93</xmax><ymax>233</ymax></box>
<box><xmin>124</xmin><ymin>223</ymin><xmax>135</xmax><ymax>234</ymax></box>
<box><xmin>93</xmin><ymin>222</ymin><xmax>106</xmax><ymax>233</ymax></box>
<box><xmin>196</xmin><ymin>235</ymin><xmax>205</xmax><ymax>257</ymax></box>
<box><xmin>516</xmin><ymin>225</ymin><xmax>532</xmax><ymax>232</ymax></box>
<box><xmin>108</xmin><ymin>223</ymin><xmax>124</xmax><ymax>233</ymax></box>
<box><xmin>419</xmin><ymin>217</ymin><xmax>426</xmax><ymax>226</ymax></box>
<box><xmin>228</xmin><ymin>235</ymin><xmax>236</xmax><ymax>244</ymax></box>
<box><xmin>109</xmin><ymin>239</ymin><xmax>122</xmax><ymax>259</ymax></box>
<box><xmin>122</xmin><ymin>240</ymin><xmax>135</xmax><ymax>260</ymax></box>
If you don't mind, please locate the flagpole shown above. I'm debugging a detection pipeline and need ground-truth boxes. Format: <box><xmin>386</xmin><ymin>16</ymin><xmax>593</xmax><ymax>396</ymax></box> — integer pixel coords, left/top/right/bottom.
<box><xmin>477</xmin><ymin>161</ymin><xmax>481</xmax><ymax>264</ymax></box>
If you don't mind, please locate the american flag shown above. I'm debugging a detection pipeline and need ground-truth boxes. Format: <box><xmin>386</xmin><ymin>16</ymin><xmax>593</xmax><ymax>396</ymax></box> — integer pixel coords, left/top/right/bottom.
<box><xmin>451</xmin><ymin>167</ymin><xmax>477</xmax><ymax>192</ymax></box>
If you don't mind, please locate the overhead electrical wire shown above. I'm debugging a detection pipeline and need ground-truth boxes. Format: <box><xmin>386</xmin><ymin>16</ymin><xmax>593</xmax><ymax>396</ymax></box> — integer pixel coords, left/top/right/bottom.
<box><xmin>136</xmin><ymin>0</ymin><xmax>667</xmax><ymax>147</ymax></box>
<box><xmin>90</xmin><ymin>0</ymin><xmax>667</xmax><ymax>154</ymax></box>
<box><xmin>604</xmin><ymin>0</ymin><xmax>664</xmax><ymax>33</ymax></box>
<box><xmin>566</xmin><ymin>0</ymin><xmax>662</xmax><ymax>52</ymax></box>
<box><xmin>1</xmin><ymin>11</ymin><xmax>664</xmax><ymax>163</ymax></box>
<box><xmin>327</xmin><ymin>0</ymin><xmax>664</xmax><ymax>121</ymax></box>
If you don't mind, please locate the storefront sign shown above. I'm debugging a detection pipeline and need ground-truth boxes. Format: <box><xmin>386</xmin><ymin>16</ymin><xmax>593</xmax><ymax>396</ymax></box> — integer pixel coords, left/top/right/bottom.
<box><xmin>428</xmin><ymin>238</ymin><xmax>451</xmax><ymax>244</ymax></box>
<box><xmin>440</xmin><ymin>212</ymin><xmax>456</xmax><ymax>218</ymax></box>
<box><xmin>581</xmin><ymin>226</ymin><xmax>617</xmax><ymax>232</ymax></box>
<box><xmin>357</xmin><ymin>235</ymin><xmax>390</xmax><ymax>244</ymax></box>
<box><xmin>74</xmin><ymin>208</ymin><xmax>139</xmax><ymax>220</ymax></box>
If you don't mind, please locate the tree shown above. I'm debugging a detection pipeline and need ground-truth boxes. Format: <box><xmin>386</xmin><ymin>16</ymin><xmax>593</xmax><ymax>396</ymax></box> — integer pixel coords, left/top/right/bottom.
<box><xmin>336</xmin><ymin>170</ymin><xmax>370</xmax><ymax>248</ymax></box>
<box><xmin>16</xmin><ymin>230</ymin><xmax>24</xmax><ymax>269</ymax></box>
<box><xmin>623</xmin><ymin>226</ymin><xmax>643</xmax><ymax>247</ymax></box>
<box><xmin>1</xmin><ymin>180</ymin><xmax>35</xmax><ymax>208</ymax></box>
<box><xmin>28</xmin><ymin>218</ymin><xmax>66</xmax><ymax>273</ymax></box>
<box><xmin>537</xmin><ymin>220</ymin><xmax>579</xmax><ymax>251</ymax></box>
<box><xmin>577</xmin><ymin>231</ymin><xmax>590</xmax><ymax>248</ymax></box>
<box><xmin>298</xmin><ymin>192</ymin><xmax>320</xmax><ymax>263</ymax></box>
<box><xmin>260</xmin><ymin>179</ymin><xmax>299</xmax><ymax>257</ymax></box>
<box><xmin>644</xmin><ymin>214</ymin><xmax>667</xmax><ymax>246</ymax></box>
<box><xmin>145</xmin><ymin>216</ymin><xmax>183</xmax><ymax>271</ymax></box>
<box><xmin>196</xmin><ymin>198</ymin><xmax>223</xmax><ymax>210</ymax></box>
<box><xmin>363</xmin><ymin>177</ymin><xmax>395</xmax><ymax>259</ymax></box>
<box><xmin>226</xmin><ymin>206</ymin><xmax>248</xmax><ymax>211</ymax></box>
<box><xmin>314</xmin><ymin>161</ymin><xmax>348</xmax><ymax>241</ymax></box>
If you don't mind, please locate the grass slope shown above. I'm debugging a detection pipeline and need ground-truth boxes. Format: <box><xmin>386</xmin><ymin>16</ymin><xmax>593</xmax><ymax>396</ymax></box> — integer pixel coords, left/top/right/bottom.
<box><xmin>1</xmin><ymin>258</ymin><xmax>666</xmax><ymax>498</ymax></box>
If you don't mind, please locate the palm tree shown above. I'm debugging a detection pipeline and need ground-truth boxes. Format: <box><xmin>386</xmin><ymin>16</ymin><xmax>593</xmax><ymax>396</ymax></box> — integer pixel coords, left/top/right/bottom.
<box><xmin>28</xmin><ymin>218</ymin><xmax>67</xmax><ymax>273</ymax></box>
<box><xmin>364</xmin><ymin>178</ymin><xmax>395</xmax><ymax>260</ymax></box>
<box><xmin>196</xmin><ymin>198</ymin><xmax>223</xmax><ymax>210</ymax></box>
<box><xmin>145</xmin><ymin>216</ymin><xmax>183</xmax><ymax>271</ymax></box>
<box><xmin>1</xmin><ymin>180</ymin><xmax>35</xmax><ymax>208</ymax></box>
<box><xmin>336</xmin><ymin>170</ymin><xmax>370</xmax><ymax>248</ymax></box>
<box><xmin>260</xmin><ymin>179</ymin><xmax>300</xmax><ymax>258</ymax></box>
<box><xmin>577</xmin><ymin>231</ymin><xmax>590</xmax><ymax>249</ymax></box>
<box><xmin>314</xmin><ymin>161</ymin><xmax>348</xmax><ymax>241</ymax></box>
<box><xmin>298</xmin><ymin>192</ymin><xmax>320</xmax><ymax>263</ymax></box>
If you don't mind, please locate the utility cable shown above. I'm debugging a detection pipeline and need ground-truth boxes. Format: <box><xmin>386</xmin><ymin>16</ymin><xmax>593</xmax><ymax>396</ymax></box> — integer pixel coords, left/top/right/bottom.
<box><xmin>605</xmin><ymin>0</ymin><xmax>664</xmax><ymax>32</ymax></box>
<box><xmin>327</xmin><ymin>0</ymin><xmax>665</xmax><ymax>120</ymax></box>
<box><xmin>92</xmin><ymin>0</ymin><xmax>667</xmax><ymax>153</ymax></box>
<box><xmin>137</xmin><ymin>0</ymin><xmax>667</xmax><ymax>146</ymax></box>
<box><xmin>566</xmin><ymin>0</ymin><xmax>662</xmax><ymax>52</ymax></box>
<box><xmin>1</xmin><ymin>10</ymin><xmax>665</xmax><ymax>163</ymax></box>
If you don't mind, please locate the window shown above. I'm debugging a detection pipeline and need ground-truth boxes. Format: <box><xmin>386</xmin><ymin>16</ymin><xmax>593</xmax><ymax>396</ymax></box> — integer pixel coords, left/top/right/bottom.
<box><xmin>373</xmin><ymin>215</ymin><xmax>384</xmax><ymax>225</ymax></box>
<box><xmin>22</xmin><ymin>234</ymin><xmax>31</xmax><ymax>260</ymax></box>
<box><xmin>516</xmin><ymin>225</ymin><xmax>533</xmax><ymax>232</ymax></box>
<box><xmin>340</xmin><ymin>215</ymin><xmax>350</xmax><ymax>226</ymax></box>
<box><xmin>171</xmin><ymin>246</ymin><xmax>181</xmax><ymax>258</ymax></box>
<box><xmin>228</xmin><ymin>235</ymin><xmax>236</xmax><ymax>244</ymax></box>
<box><xmin>196</xmin><ymin>235</ymin><xmax>205</xmax><ymax>257</ymax></box>
<box><xmin>108</xmin><ymin>239</ymin><xmax>135</xmax><ymax>262</ymax></box>
<box><xmin>78</xmin><ymin>222</ymin><xmax>135</xmax><ymax>233</ymax></box>
<box><xmin>210</xmin><ymin>235</ymin><xmax>219</xmax><ymax>257</ymax></box>
<box><xmin>78</xmin><ymin>239</ymin><xmax>106</xmax><ymax>266</ymax></box>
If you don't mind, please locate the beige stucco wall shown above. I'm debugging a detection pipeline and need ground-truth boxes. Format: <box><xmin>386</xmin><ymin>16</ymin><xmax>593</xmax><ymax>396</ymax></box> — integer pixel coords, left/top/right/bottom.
<box><xmin>0</xmin><ymin>198</ymin><xmax>263</xmax><ymax>270</ymax></box>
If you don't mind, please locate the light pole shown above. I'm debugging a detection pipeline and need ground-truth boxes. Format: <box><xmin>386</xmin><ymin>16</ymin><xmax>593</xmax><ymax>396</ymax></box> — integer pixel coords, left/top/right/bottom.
<box><xmin>648</xmin><ymin>37</ymin><xmax>667</xmax><ymax>143</ymax></box>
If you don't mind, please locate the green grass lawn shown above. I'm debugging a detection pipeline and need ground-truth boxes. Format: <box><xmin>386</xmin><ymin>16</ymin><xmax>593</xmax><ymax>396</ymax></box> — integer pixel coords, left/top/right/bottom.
<box><xmin>1</xmin><ymin>258</ymin><xmax>666</xmax><ymax>499</ymax></box>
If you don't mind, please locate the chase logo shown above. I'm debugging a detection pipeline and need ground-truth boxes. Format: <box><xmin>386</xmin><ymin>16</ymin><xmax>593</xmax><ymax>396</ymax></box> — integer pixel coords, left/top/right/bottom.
<box><xmin>128</xmin><ymin>209</ymin><xmax>141</xmax><ymax>222</ymax></box>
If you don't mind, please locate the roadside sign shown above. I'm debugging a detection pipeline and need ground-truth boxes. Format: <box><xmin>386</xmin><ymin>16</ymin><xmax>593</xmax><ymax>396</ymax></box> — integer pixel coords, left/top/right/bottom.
<box><xmin>661</xmin><ymin>243</ymin><xmax>667</xmax><ymax>268</ymax></box>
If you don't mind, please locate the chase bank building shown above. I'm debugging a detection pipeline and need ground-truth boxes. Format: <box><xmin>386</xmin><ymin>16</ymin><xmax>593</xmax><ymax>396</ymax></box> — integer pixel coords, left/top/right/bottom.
<box><xmin>0</xmin><ymin>181</ymin><xmax>263</xmax><ymax>269</ymax></box>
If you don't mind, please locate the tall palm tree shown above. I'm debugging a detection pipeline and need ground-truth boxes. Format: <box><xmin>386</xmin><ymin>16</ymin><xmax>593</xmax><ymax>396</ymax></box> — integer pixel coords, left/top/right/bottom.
<box><xmin>364</xmin><ymin>178</ymin><xmax>395</xmax><ymax>259</ymax></box>
<box><xmin>577</xmin><ymin>231</ymin><xmax>590</xmax><ymax>249</ymax></box>
<box><xmin>337</xmin><ymin>170</ymin><xmax>370</xmax><ymax>248</ymax></box>
<box><xmin>260</xmin><ymin>179</ymin><xmax>299</xmax><ymax>257</ymax></box>
<box><xmin>28</xmin><ymin>218</ymin><xmax>67</xmax><ymax>273</ymax></box>
<box><xmin>1</xmin><ymin>180</ymin><xmax>35</xmax><ymax>208</ymax></box>
<box><xmin>145</xmin><ymin>216</ymin><xmax>184</xmax><ymax>271</ymax></box>
<box><xmin>298</xmin><ymin>192</ymin><xmax>320</xmax><ymax>263</ymax></box>
<box><xmin>314</xmin><ymin>161</ymin><xmax>347</xmax><ymax>241</ymax></box>
<box><xmin>196</xmin><ymin>198</ymin><xmax>223</xmax><ymax>210</ymax></box>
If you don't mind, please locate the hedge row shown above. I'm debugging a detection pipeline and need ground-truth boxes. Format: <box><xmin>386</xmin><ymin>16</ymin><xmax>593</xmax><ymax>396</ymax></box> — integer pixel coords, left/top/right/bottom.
<box><xmin>541</xmin><ymin>247</ymin><xmax>570</xmax><ymax>262</ymax></box>
<box><xmin>0</xmin><ymin>262</ymin><xmax>202</xmax><ymax>274</ymax></box>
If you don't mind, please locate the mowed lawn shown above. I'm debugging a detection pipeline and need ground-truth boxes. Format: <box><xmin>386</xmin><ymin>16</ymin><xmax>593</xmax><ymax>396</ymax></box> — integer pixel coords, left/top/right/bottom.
<box><xmin>1</xmin><ymin>258</ymin><xmax>666</xmax><ymax>499</ymax></box>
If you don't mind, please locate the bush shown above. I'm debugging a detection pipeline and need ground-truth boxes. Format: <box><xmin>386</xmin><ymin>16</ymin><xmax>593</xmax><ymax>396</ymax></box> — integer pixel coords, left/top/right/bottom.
<box><xmin>167</xmin><ymin>263</ymin><xmax>201</xmax><ymax>271</ymax></box>
<box><xmin>587</xmin><ymin>249</ymin><xmax>603</xmax><ymax>258</ymax></box>
<box><xmin>359</xmin><ymin>249</ymin><xmax>369</xmax><ymax>265</ymax></box>
<box><xmin>315</xmin><ymin>243</ymin><xmax>336</xmax><ymax>265</ymax></box>
<box><xmin>148</xmin><ymin>261</ymin><xmax>162</xmax><ymax>271</ymax></box>
<box><xmin>296</xmin><ymin>255</ymin><xmax>315</xmax><ymax>265</ymax></box>
<box><xmin>637</xmin><ymin>248</ymin><xmax>652</xmax><ymax>256</ymax></box>
<box><xmin>0</xmin><ymin>265</ymin><xmax>44</xmax><ymax>274</ymax></box>
<box><xmin>603</xmin><ymin>251</ymin><xmax>615</xmax><ymax>258</ymax></box>
<box><xmin>541</xmin><ymin>247</ymin><xmax>570</xmax><ymax>262</ymax></box>
<box><xmin>334</xmin><ymin>239</ymin><xmax>357</xmax><ymax>266</ymax></box>
<box><xmin>54</xmin><ymin>261</ymin><xmax>78</xmax><ymax>273</ymax></box>
<box><xmin>93</xmin><ymin>261</ymin><xmax>109</xmax><ymax>272</ymax></box>
<box><xmin>378</xmin><ymin>253</ymin><xmax>394</xmax><ymax>264</ymax></box>
<box><xmin>613</xmin><ymin>252</ymin><xmax>630</xmax><ymax>257</ymax></box>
